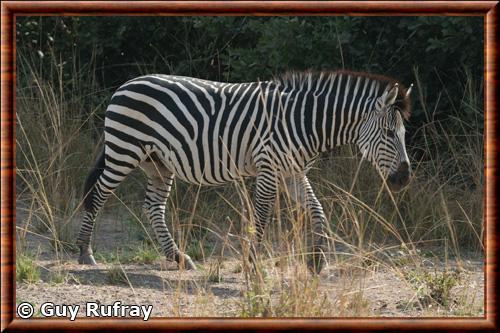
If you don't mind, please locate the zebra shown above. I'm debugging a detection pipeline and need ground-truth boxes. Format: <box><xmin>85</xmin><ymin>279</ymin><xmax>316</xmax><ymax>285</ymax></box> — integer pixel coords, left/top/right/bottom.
<box><xmin>76</xmin><ymin>70</ymin><xmax>412</xmax><ymax>274</ymax></box>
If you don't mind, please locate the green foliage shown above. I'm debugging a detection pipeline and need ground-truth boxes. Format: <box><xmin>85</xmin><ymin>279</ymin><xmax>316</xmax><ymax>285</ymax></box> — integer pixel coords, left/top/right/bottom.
<box><xmin>240</xmin><ymin>289</ymin><xmax>272</xmax><ymax>317</ymax></box>
<box><xmin>94</xmin><ymin>243</ymin><xmax>160</xmax><ymax>265</ymax></box>
<box><xmin>49</xmin><ymin>269</ymin><xmax>69</xmax><ymax>284</ymax></box>
<box><xmin>203</xmin><ymin>259</ymin><xmax>224</xmax><ymax>283</ymax></box>
<box><xmin>239</xmin><ymin>270</ymin><xmax>338</xmax><ymax>317</ymax></box>
<box><xmin>132</xmin><ymin>242</ymin><xmax>160</xmax><ymax>264</ymax></box>
<box><xmin>16</xmin><ymin>254</ymin><xmax>40</xmax><ymax>283</ymax></box>
<box><xmin>16</xmin><ymin>16</ymin><xmax>483</xmax><ymax>85</ymax></box>
<box><xmin>16</xmin><ymin>16</ymin><xmax>483</xmax><ymax>145</ymax></box>
<box><xmin>186</xmin><ymin>240</ymin><xmax>216</xmax><ymax>261</ymax></box>
<box><xmin>106</xmin><ymin>264</ymin><xmax>129</xmax><ymax>285</ymax></box>
<box><xmin>404</xmin><ymin>267</ymin><xmax>462</xmax><ymax>307</ymax></box>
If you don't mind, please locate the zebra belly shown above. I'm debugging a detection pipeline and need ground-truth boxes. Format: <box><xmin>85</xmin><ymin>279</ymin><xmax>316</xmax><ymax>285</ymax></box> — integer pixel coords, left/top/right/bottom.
<box><xmin>158</xmin><ymin>146</ymin><xmax>257</xmax><ymax>186</ymax></box>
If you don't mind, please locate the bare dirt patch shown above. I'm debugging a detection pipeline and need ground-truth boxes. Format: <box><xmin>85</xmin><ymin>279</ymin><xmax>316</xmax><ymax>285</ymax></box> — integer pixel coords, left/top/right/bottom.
<box><xmin>16</xmin><ymin>213</ymin><xmax>484</xmax><ymax>318</ymax></box>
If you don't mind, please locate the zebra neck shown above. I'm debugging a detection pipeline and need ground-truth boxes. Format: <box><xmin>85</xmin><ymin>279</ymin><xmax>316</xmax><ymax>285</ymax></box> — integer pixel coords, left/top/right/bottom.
<box><xmin>287</xmin><ymin>87</ymin><xmax>368</xmax><ymax>155</ymax></box>
<box><xmin>311</xmin><ymin>74</ymin><xmax>376</xmax><ymax>153</ymax></box>
<box><xmin>323</xmin><ymin>101</ymin><xmax>366</xmax><ymax>151</ymax></box>
<box><xmin>275</xmin><ymin>72</ymin><xmax>380</xmax><ymax>159</ymax></box>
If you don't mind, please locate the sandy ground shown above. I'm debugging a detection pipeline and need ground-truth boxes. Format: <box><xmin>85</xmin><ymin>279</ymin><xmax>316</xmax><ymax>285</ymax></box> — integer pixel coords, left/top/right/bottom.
<box><xmin>15</xmin><ymin>210</ymin><xmax>485</xmax><ymax>319</ymax></box>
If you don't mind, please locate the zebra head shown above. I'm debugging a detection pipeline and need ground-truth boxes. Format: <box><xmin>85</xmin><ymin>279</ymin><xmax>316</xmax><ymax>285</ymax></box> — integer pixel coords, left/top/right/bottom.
<box><xmin>357</xmin><ymin>83</ymin><xmax>412</xmax><ymax>192</ymax></box>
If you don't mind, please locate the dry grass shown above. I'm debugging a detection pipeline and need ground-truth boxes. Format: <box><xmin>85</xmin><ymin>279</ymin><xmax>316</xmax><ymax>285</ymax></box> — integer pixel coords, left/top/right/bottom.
<box><xmin>15</xmin><ymin>51</ymin><xmax>484</xmax><ymax>317</ymax></box>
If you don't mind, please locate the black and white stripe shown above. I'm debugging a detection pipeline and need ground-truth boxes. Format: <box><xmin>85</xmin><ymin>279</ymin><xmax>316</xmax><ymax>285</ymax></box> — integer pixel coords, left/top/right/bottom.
<box><xmin>76</xmin><ymin>71</ymin><xmax>412</xmax><ymax>273</ymax></box>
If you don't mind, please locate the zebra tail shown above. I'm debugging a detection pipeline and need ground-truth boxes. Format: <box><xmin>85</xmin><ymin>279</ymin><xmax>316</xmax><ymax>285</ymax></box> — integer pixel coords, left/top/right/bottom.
<box><xmin>83</xmin><ymin>149</ymin><xmax>105</xmax><ymax>211</ymax></box>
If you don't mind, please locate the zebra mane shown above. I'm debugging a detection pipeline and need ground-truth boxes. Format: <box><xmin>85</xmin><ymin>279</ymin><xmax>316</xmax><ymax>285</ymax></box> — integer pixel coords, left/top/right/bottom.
<box><xmin>273</xmin><ymin>70</ymin><xmax>412</xmax><ymax>120</ymax></box>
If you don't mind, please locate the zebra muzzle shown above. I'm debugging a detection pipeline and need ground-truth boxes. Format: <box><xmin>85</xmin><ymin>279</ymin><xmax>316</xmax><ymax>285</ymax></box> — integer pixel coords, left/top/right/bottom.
<box><xmin>387</xmin><ymin>161</ymin><xmax>410</xmax><ymax>192</ymax></box>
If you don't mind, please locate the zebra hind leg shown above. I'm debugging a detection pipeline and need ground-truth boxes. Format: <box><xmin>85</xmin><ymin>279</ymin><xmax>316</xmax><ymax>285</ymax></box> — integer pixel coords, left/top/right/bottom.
<box><xmin>141</xmin><ymin>160</ymin><xmax>196</xmax><ymax>270</ymax></box>
<box><xmin>78</xmin><ymin>215</ymin><xmax>98</xmax><ymax>265</ymax></box>
<box><xmin>77</xmin><ymin>150</ymin><xmax>106</xmax><ymax>265</ymax></box>
<box><xmin>77</xmin><ymin>149</ymin><xmax>136</xmax><ymax>265</ymax></box>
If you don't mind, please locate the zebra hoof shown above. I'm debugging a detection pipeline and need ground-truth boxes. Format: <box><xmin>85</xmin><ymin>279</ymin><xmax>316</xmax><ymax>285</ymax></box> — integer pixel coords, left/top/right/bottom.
<box><xmin>247</xmin><ymin>253</ymin><xmax>259</xmax><ymax>273</ymax></box>
<box><xmin>78</xmin><ymin>254</ymin><xmax>97</xmax><ymax>265</ymax></box>
<box><xmin>78</xmin><ymin>246</ymin><xmax>97</xmax><ymax>265</ymax></box>
<box><xmin>176</xmin><ymin>253</ymin><xmax>197</xmax><ymax>270</ymax></box>
<box><xmin>307</xmin><ymin>251</ymin><xmax>326</xmax><ymax>275</ymax></box>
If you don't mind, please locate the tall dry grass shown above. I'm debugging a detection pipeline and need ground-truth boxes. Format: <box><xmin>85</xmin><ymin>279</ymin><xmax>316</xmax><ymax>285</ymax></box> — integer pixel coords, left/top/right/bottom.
<box><xmin>16</xmin><ymin>49</ymin><xmax>105</xmax><ymax>256</ymax></box>
<box><xmin>16</xmin><ymin>50</ymin><xmax>484</xmax><ymax>317</ymax></box>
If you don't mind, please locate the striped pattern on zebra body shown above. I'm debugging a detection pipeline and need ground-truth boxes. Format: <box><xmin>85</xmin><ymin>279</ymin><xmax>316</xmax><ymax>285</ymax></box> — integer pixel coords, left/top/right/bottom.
<box><xmin>77</xmin><ymin>70</ymin><xmax>413</xmax><ymax>274</ymax></box>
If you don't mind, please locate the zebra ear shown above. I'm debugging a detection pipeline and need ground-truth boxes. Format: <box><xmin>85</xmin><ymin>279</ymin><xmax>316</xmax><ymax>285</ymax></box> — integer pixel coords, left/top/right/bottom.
<box><xmin>382</xmin><ymin>83</ymin><xmax>399</xmax><ymax>106</ymax></box>
<box><xmin>405</xmin><ymin>84</ymin><xmax>413</xmax><ymax>98</ymax></box>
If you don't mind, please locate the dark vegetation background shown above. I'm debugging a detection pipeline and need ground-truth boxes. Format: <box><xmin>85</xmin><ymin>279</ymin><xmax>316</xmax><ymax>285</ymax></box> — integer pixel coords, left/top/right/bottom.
<box><xmin>16</xmin><ymin>16</ymin><xmax>484</xmax><ymax>148</ymax></box>
<box><xmin>15</xmin><ymin>16</ymin><xmax>484</xmax><ymax>256</ymax></box>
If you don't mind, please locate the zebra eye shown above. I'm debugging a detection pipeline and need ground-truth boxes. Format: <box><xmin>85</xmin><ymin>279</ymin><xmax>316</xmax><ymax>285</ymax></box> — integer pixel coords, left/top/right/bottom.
<box><xmin>385</xmin><ymin>129</ymin><xmax>395</xmax><ymax>138</ymax></box>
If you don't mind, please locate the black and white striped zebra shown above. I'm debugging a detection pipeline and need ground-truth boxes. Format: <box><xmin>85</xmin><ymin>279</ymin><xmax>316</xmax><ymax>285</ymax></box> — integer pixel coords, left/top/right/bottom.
<box><xmin>76</xmin><ymin>70</ymin><xmax>412</xmax><ymax>273</ymax></box>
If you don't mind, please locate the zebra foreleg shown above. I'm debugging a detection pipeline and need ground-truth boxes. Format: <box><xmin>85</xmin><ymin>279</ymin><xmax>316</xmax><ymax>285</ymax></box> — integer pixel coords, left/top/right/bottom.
<box><xmin>142</xmin><ymin>164</ymin><xmax>196</xmax><ymax>270</ymax></box>
<box><xmin>285</xmin><ymin>175</ymin><xmax>329</xmax><ymax>274</ymax></box>
<box><xmin>248</xmin><ymin>169</ymin><xmax>279</xmax><ymax>267</ymax></box>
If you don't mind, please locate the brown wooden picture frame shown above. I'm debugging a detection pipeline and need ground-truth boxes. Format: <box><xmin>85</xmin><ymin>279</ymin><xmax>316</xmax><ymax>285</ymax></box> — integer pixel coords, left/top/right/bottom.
<box><xmin>1</xmin><ymin>1</ymin><xmax>497</xmax><ymax>332</ymax></box>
